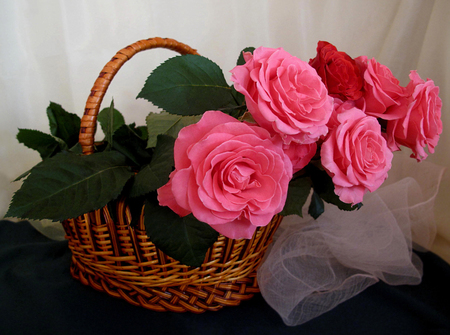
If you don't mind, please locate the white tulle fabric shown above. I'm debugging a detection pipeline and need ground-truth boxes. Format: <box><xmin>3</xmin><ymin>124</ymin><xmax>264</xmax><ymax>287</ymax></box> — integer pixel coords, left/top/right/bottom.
<box><xmin>257</xmin><ymin>154</ymin><xmax>445</xmax><ymax>326</ymax></box>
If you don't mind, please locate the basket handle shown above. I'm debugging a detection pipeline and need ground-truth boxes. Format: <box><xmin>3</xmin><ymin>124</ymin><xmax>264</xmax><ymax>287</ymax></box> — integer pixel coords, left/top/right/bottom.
<box><xmin>79</xmin><ymin>37</ymin><xmax>200</xmax><ymax>155</ymax></box>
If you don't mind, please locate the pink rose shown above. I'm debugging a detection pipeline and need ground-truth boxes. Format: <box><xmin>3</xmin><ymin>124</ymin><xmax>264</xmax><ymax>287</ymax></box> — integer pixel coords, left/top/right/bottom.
<box><xmin>157</xmin><ymin>111</ymin><xmax>293</xmax><ymax>239</ymax></box>
<box><xmin>309</xmin><ymin>41</ymin><xmax>364</xmax><ymax>101</ymax></box>
<box><xmin>356</xmin><ymin>56</ymin><xmax>406</xmax><ymax>120</ymax></box>
<box><xmin>230</xmin><ymin>47</ymin><xmax>333</xmax><ymax>145</ymax></box>
<box><xmin>283</xmin><ymin>141</ymin><xmax>317</xmax><ymax>174</ymax></box>
<box><xmin>321</xmin><ymin>107</ymin><xmax>393</xmax><ymax>205</ymax></box>
<box><xmin>327</xmin><ymin>98</ymin><xmax>360</xmax><ymax>132</ymax></box>
<box><xmin>386</xmin><ymin>71</ymin><xmax>442</xmax><ymax>161</ymax></box>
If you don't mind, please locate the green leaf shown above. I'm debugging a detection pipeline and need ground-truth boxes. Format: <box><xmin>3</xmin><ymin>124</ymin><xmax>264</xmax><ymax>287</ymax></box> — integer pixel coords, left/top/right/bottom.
<box><xmin>52</xmin><ymin>136</ymin><xmax>69</xmax><ymax>152</ymax></box>
<box><xmin>308</xmin><ymin>165</ymin><xmax>361</xmax><ymax>212</ymax></box>
<box><xmin>231</xmin><ymin>46</ymin><xmax>254</xmax><ymax>114</ymax></box>
<box><xmin>97</xmin><ymin>100</ymin><xmax>125</xmax><ymax>149</ymax></box>
<box><xmin>13</xmin><ymin>161</ymin><xmax>44</xmax><ymax>182</ymax></box>
<box><xmin>16</xmin><ymin>129</ymin><xmax>61</xmax><ymax>160</ymax></box>
<box><xmin>69</xmin><ymin>142</ymin><xmax>83</xmax><ymax>154</ymax></box>
<box><xmin>13</xmin><ymin>170</ymin><xmax>32</xmax><ymax>182</ymax></box>
<box><xmin>128</xmin><ymin>135</ymin><xmax>175</xmax><ymax>198</ymax></box>
<box><xmin>308</xmin><ymin>191</ymin><xmax>324</xmax><ymax>219</ymax></box>
<box><xmin>47</xmin><ymin>102</ymin><xmax>81</xmax><ymax>148</ymax></box>
<box><xmin>280</xmin><ymin>177</ymin><xmax>312</xmax><ymax>217</ymax></box>
<box><xmin>137</xmin><ymin>55</ymin><xmax>236</xmax><ymax>115</ymax></box>
<box><xmin>112</xmin><ymin>124</ymin><xmax>152</xmax><ymax>167</ymax></box>
<box><xmin>144</xmin><ymin>198</ymin><xmax>219</xmax><ymax>267</ymax></box>
<box><xmin>127</xmin><ymin>197</ymin><xmax>145</xmax><ymax>228</ymax></box>
<box><xmin>236</xmin><ymin>47</ymin><xmax>255</xmax><ymax>66</ymax></box>
<box><xmin>134</xmin><ymin>126</ymin><xmax>148</xmax><ymax>141</ymax></box>
<box><xmin>230</xmin><ymin>85</ymin><xmax>246</xmax><ymax>107</ymax></box>
<box><xmin>6</xmin><ymin>151</ymin><xmax>134</xmax><ymax>221</ymax></box>
<box><xmin>146</xmin><ymin>112</ymin><xmax>202</xmax><ymax>148</ymax></box>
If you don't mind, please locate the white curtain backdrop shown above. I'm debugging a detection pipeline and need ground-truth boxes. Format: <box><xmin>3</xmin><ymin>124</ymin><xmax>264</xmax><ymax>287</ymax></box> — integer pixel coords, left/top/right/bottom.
<box><xmin>1</xmin><ymin>0</ymin><xmax>449</xmax><ymax>262</ymax></box>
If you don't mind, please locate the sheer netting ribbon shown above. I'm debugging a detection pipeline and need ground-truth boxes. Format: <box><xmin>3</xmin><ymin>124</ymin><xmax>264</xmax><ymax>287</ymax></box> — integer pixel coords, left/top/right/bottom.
<box><xmin>257</xmin><ymin>154</ymin><xmax>446</xmax><ymax>326</ymax></box>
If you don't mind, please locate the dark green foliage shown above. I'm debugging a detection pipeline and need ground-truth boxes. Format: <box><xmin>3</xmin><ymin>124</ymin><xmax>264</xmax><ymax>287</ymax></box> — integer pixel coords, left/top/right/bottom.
<box><xmin>47</xmin><ymin>102</ymin><xmax>80</xmax><ymax>149</ymax></box>
<box><xmin>146</xmin><ymin>112</ymin><xmax>202</xmax><ymax>148</ymax></box>
<box><xmin>137</xmin><ymin>55</ymin><xmax>236</xmax><ymax>115</ymax></box>
<box><xmin>307</xmin><ymin>164</ymin><xmax>362</xmax><ymax>213</ymax></box>
<box><xmin>112</xmin><ymin>124</ymin><xmax>152</xmax><ymax>167</ymax></box>
<box><xmin>236</xmin><ymin>47</ymin><xmax>255</xmax><ymax>66</ymax></box>
<box><xmin>144</xmin><ymin>198</ymin><xmax>219</xmax><ymax>267</ymax></box>
<box><xmin>17</xmin><ymin>129</ymin><xmax>61</xmax><ymax>160</ymax></box>
<box><xmin>308</xmin><ymin>191</ymin><xmax>325</xmax><ymax>220</ymax></box>
<box><xmin>97</xmin><ymin>100</ymin><xmax>125</xmax><ymax>150</ymax></box>
<box><xmin>280</xmin><ymin>177</ymin><xmax>312</xmax><ymax>217</ymax></box>
<box><xmin>6</xmin><ymin>151</ymin><xmax>134</xmax><ymax>221</ymax></box>
<box><xmin>128</xmin><ymin>135</ymin><xmax>175</xmax><ymax>198</ymax></box>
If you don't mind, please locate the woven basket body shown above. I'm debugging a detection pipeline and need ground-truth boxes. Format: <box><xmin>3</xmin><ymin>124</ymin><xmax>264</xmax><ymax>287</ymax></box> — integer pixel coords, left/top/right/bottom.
<box><xmin>61</xmin><ymin>37</ymin><xmax>283</xmax><ymax>313</ymax></box>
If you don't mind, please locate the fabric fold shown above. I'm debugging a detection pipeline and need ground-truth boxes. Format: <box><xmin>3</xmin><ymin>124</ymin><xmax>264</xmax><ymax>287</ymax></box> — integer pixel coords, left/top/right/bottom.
<box><xmin>258</xmin><ymin>154</ymin><xmax>445</xmax><ymax>326</ymax></box>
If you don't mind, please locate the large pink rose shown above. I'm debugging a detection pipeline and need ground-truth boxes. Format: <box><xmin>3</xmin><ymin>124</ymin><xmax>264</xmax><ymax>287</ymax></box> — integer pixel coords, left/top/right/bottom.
<box><xmin>157</xmin><ymin>111</ymin><xmax>293</xmax><ymax>239</ymax></box>
<box><xmin>386</xmin><ymin>71</ymin><xmax>442</xmax><ymax>161</ymax></box>
<box><xmin>355</xmin><ymin>56</ymin><xmax>406</xmax><ymax>120</ymax></box>
<box><xmin>321</xmin><ymin>107</ymin><xmax>393</xmax><ymax>205</ymax></box>
<box><xmin>230</xmin><ymin>47</ymin><xmax>333</xmax><ymax>145</ymax></box>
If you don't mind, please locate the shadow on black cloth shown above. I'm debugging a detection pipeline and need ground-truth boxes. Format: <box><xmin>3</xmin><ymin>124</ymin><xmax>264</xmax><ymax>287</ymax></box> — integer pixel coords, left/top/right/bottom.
<box><xmin>0</xmin><ymin>220</ymin><xmax>449</xmax><ymax>335</ymax></box>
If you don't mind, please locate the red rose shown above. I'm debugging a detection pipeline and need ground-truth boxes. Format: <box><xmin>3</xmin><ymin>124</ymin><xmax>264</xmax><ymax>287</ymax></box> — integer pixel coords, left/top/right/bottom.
<box><xmin>309</xmin><ymin>41</ymin><xmax>363</xmax><ymax>101</ymax></box>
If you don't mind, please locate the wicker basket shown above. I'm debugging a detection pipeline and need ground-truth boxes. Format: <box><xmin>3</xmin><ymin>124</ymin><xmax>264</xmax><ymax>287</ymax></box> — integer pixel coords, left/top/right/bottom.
<box><xmin>61</xmin><ymin>37</ymin><xmax>283</xmax><ymax>313</ymax></box>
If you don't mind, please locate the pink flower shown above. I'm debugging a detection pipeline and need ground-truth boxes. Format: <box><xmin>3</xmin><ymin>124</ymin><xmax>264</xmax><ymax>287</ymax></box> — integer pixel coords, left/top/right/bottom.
<box><xmin>230</xmin><ymin>47</ymin><xmax>333</xmax><ymax>145</ymax></box>
<box><xmin>327</xmin><ymin>98</ymin><xmax>360</xmax><ymax>132</ymax></box>
<box><xmin>283</xmin><ymin>141</ymin><xmax>317</xmax><ymax>174</ymax></box>
<box><xmin>309</xmin><ymin>41</ymin><xmax>364</xmax><ymax>101</ymax></box>
<box><xmin>386</xmin><ymin>71</ymin><xmax>442</xmax><ymax>161</ymax></box>
<box><xmin>321</xmin><ymin>107</ymin><xmax>393</xmax><ymax>205</ymax></box>
<box><xmin>356</xmin><ymin>56</ymin><xmax>406</xmax><ymax>120</ymax></box>
<box><xmin>157</xmin><ymin>111</ymin><xmax>293</xmax><ymax>239</ymax></box>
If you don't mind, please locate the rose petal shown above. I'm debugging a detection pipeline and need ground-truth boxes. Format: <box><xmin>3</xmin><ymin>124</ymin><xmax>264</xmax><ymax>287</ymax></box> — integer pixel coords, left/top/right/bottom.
<box><xmin>157</xmin><ymin>177</ymin><xmax>191</xmax><ymax>217</ymax></box>
<box><xmin>211</xmin><ymin>219</ymin><xmax>257</xmax><ymax>239</ymax></box>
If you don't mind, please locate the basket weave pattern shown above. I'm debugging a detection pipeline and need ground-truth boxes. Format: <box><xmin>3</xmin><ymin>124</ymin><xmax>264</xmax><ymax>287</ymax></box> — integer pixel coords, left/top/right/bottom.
<box><xmin>61</xmin><ymin>38</ymin><xmax>283</xmax><ymax>313</ymax></box>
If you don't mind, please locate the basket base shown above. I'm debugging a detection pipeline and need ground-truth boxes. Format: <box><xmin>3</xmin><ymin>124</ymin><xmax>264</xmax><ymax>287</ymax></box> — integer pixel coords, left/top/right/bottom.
<box><xmin>70</xmin><ymin>256</ymin><xmax>260</xmax><ymax>313</ymax></box>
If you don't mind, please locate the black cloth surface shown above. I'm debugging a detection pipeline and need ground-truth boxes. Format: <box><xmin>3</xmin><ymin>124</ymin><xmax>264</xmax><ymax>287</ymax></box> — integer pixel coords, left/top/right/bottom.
<box><xmin>1</xmin><ymin>220</ymin><xmax>449</xmax><ymax>335</ymax></box>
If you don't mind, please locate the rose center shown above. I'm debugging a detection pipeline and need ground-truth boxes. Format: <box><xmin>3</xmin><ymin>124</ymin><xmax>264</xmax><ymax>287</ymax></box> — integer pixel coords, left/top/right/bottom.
<box><xmin>227</xmin><ymin>163</ymin><xmax>259</xmax><ymax>191</ymax></box>
<box><xmin>361</xmin><ymin>136</ymin><xmax>383</xmax><ymax>168</ymax></box>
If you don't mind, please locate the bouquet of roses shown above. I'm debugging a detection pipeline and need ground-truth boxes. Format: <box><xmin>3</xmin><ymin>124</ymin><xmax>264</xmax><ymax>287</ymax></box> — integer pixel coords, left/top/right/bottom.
<box><xmin>6</xmin><ymin>41</ymin><xmax>442</xmax><ymax>267</ymax></box>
